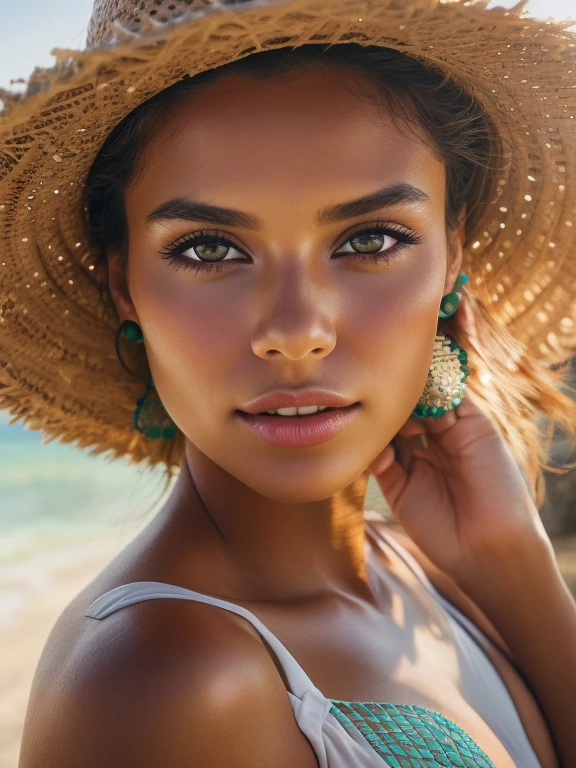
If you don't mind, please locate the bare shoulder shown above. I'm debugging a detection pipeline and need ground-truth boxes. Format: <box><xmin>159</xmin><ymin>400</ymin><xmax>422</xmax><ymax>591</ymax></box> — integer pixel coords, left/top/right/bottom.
<box><xmin>366</xmin><ymin>515</ymin><xmax>515</xmax><ymax>661</ymax></box>
<box><xmin>19</xmin><ymin>590</ymin><xmax>318</xmax><ymax>768</ymax></box>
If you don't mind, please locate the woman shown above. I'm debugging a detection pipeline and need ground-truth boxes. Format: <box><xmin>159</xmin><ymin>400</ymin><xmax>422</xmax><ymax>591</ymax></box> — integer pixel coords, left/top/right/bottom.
<box><xmin>3</xmin><ymin>1</ymin><xmax>576</xmax><ymax>766</ymax></box>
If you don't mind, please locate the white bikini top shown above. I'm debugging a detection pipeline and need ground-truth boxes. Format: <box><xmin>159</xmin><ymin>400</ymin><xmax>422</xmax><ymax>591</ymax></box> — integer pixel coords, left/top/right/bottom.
<box><xmin>84</xmin><ymin>515</ymin><xmax>542</xmax><ymax>768</ymax></box>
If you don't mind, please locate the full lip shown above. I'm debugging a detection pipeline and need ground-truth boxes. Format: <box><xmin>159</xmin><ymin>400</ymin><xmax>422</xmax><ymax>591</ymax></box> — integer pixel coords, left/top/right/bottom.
<box><xmin>238</xmin><ymin>389</ymin><xmax>360</xmax><ymax>415</ymax></box>
<box><xmin>235</xmin><ymin>400</ymin><xmax>362</xmax><ymax>448</ymax></box>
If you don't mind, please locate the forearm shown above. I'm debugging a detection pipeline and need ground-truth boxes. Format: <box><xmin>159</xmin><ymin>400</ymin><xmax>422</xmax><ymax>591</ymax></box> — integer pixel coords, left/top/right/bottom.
<box><xmin>455</xmin><ymin>531</ymin><xmax>576</xmax><ymax>768</ymax></box>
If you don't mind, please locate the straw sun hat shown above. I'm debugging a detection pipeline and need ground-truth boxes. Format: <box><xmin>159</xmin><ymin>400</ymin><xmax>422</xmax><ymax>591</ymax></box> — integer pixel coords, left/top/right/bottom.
<box><xmin>0</xmin><ymin>0</ymin><xmax>575</xmax><ymax>469</ymax></box>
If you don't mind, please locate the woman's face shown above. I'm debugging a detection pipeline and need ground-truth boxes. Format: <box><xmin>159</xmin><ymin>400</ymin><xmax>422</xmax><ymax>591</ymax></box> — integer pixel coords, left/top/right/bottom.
<box><xmin>112</xmin><ymin>65</ymin><xmax>463</xmax><ymax>502</ymax></box>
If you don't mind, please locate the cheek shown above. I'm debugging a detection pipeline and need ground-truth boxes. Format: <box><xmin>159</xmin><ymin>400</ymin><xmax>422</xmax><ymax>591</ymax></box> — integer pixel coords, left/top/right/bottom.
<box><xmin>129</xmin><ymin>266</ymin><xmax>249</xmax><ymax>421</ymax></box>
<box><xmin>344</xmin><ymin>266</ymin><xmax>443</xmax><ymax>423</ymax></box>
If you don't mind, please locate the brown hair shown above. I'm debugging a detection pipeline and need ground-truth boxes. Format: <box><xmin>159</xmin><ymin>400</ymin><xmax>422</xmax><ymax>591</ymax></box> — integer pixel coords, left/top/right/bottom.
<box><xmin>85</xmin><ymin>43</ymin><xmax>576</xmax><ymax>509</ymax></box>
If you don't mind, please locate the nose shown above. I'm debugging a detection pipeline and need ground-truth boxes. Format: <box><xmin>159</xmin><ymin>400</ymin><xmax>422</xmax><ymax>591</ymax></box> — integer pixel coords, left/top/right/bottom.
<box><xmin>250</xmin><ymin>263</ymin><xmax>337</xmax><ymax>362</ymax></box>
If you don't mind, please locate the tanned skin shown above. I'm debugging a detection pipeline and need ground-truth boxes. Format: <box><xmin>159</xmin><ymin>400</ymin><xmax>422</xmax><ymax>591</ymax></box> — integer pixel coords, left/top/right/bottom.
<box><xmin>18</xmin><ymin>66</ymin><xmax>568</xmax><ymax>768</ymax></box>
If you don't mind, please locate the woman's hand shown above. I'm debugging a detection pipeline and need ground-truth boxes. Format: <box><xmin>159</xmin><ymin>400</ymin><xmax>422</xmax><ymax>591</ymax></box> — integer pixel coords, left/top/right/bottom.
<box><xmin>368</xmin><ymin>296</ymin><xmax>551</xmax><ymax>585</ymax></box>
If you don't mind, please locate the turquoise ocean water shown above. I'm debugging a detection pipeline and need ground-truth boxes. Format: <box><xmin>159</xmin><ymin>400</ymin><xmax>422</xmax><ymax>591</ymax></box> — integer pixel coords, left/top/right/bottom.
<box><xmin>0</xmin><ymin>412</ymin><xmax>173</xmax><ymax>627</ymax></box>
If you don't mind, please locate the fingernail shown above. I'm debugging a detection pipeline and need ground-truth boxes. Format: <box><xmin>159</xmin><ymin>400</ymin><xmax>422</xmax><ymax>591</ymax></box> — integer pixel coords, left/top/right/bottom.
<box><xmin>419</xmin><ymin>434</ymin><xmax>428</xmax><ymax>450</ymax></box>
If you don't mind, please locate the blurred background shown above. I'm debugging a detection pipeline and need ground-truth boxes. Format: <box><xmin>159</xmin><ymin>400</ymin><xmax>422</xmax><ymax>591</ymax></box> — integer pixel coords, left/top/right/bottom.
<box><xmin>1</xmin><ymin>1</ymin><xmax>576</xmax><ymax>766</ymax></box>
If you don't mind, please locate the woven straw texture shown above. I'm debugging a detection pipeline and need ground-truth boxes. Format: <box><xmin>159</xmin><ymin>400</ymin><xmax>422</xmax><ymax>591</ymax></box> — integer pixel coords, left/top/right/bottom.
<box><xmin>329</xmin><ymin>700</ymin><xmax>495</xmax><ymax>767</ymax></box>
<box><xmin>0</xmin><ymin>0</ymin><xmax>575</xmax><ymax>467</ymax></box>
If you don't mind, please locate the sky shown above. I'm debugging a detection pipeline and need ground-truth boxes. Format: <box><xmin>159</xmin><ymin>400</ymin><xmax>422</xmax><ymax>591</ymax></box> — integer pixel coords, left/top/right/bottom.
<box><xmin>0</xmin><ymin>0</ymin><xmax>575</xmax><ymax>90</ymax></box>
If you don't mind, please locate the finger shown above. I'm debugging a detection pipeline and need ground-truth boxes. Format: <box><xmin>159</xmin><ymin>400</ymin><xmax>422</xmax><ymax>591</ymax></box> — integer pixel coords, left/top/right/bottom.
<box><xmin>401</xmin><ymin>432</ymin><xmax>430</xmax><ymax>451</ymax></box>
<box><xmin>396</xmin><ymin>406</ymin><xmax>458</xmax><ymax>438</ymax></box>
<box><xmin>414</xmin><ymin>433</ymin><xmax>429</xmax><ymax>451</ymax></box>
<box><xmin>452</xmin><ymin>391</ymin><xmax>490</xmax><ymax>421</ymax></box>
<box><xmin>397</xmin><ymin>419</ymin><xmax>427</xmax><ymax>438</ymax></box>
<box><xmin>419</xmin><ymin>406</ymin><xmax>458</xmax><ymax>434</ymax></box>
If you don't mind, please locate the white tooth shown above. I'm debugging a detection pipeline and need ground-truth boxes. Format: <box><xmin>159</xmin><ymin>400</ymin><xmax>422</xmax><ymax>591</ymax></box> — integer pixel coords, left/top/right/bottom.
<box><xmin>297</xmin><ymin>405</ymin><xmax>320</xmax><ymax>415</ymax></box>
<box><xmin>275</xmin><ymin>407</ymin><xmax>299</xmax><ymax>416</ymax></box>
<box><xmin>264</xmin><ymin>405</ymin><xmax>328</xmax><ymax>416</ymax></box>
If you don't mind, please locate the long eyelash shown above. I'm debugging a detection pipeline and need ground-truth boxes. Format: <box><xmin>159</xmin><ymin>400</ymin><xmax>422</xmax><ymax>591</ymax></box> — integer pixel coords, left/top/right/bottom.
<box><xmin>158</xmin><ymin>219</ymin><xmax>423</xmax><ymax>274</ymax></box>
<box><xmin>339</xmin><ymin>218</ymin><xmax>424</xmax><ymax>265</ymax></box>
<box><xmin>158</xmin><ymin>229</ymin><xmax>244</xmax><ymax>275</ymax></box>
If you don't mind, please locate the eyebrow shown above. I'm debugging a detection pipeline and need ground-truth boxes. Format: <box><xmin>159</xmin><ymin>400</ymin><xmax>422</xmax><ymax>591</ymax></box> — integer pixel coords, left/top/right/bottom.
<box><xmin>144</xmin><ymin>182</ymin><xmax>430</xmax><ymax>231</ymax></box>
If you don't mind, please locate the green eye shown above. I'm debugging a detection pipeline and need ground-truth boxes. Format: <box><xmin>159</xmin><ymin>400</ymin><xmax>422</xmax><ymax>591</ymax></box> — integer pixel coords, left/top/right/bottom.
<box><xmin>193</xmin><ymin>242</ymin><xmax>231</xmax><ymax>261</ymax></box>
<box><xmin>348</xmin><ymin>233</ymin><xmax>387</xmax><ymax>254</ymax></box>
<box><xmin>159</xmin><ymin>221</ymin><xmax>423</xmax><ymax>275</ymax></box>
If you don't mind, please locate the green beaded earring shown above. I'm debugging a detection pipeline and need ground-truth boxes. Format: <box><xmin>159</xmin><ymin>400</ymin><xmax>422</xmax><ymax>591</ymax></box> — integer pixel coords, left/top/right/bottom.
<box><xmin>115</xmin><ymin>320</ymin><xmax>177</xmax><ymax>440</ymax></box>
<box><xmin>132</xmin><ymin>374</ymin><xmax>178</xmax><ymax>440</ymax></box>
<box><xmin>121</xmin><ymin>319</ymin><xmax>144</xmax><ymax>343</ymax></box>
<box><xmin>438</xmin><ymin>272</ymin><xmax>468</xmax><ymax>318</ymax></box>
<box><xmin>411</xmin><ymin>273</ymin><xmax>470</xmax><ymax>420</ymax></box>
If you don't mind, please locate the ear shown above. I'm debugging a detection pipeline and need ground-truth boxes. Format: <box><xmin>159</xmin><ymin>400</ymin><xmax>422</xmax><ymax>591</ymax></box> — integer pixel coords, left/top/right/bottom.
<box><xmin>444</xmin><ymin>205</ymin><xmax>466</xmax><ymax>294</ymax></box>
<box><xmin>107</xmin><ymin>248</ymin><xmax>140</xmax><ymax>325</ymax></box>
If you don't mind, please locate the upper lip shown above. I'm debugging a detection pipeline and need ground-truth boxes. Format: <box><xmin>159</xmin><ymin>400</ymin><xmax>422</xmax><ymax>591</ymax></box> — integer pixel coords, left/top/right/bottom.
<box><xmin>238</xmin><ymin>389</ymin><xmax>359</xmax><ymax>414</ymax></box>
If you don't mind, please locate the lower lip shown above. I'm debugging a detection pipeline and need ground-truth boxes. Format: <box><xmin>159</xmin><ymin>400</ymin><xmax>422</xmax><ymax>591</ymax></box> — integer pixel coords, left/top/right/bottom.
<box><xmin>235</xmin><ymin>403</ymin><xmax>361</xmax><ymax>447</ymax></box>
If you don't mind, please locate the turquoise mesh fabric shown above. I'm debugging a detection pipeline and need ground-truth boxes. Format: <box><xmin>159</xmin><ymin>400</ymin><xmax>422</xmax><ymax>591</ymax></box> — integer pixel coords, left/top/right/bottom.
<box><xmin>329</xmin><ymin>701</ymin><xmax>496</xmax><ymax>767</ymax></box>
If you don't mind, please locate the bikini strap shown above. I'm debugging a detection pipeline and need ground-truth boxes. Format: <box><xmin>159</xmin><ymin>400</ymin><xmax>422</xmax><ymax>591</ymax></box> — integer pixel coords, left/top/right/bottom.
<box><xmin>85</xmin><ymin>581</ymin><xmax>318</xmax><ymax>700</ymax></box>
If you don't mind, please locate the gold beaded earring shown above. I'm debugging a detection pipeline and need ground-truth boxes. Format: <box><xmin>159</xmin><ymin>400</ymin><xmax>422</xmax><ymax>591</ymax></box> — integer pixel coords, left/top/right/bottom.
<box><xmin>411</xmin><ymin>273</ymin><xmax>470</xmax><ymax>420</ymax></box>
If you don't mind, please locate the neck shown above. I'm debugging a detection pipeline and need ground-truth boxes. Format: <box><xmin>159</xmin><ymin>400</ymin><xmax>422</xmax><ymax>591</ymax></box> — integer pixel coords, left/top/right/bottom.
<box><xmin>161</xmin><ymin>440</ymin><xmax>380</xmax><ymax>604</ymax></box>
